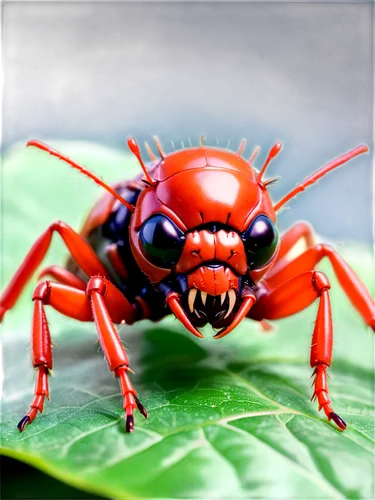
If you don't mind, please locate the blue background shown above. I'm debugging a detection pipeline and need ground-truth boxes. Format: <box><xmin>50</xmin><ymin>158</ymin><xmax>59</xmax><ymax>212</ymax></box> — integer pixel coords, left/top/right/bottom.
<box><xmin>2</xmin><ymin>1</ymin><xmax>373</xmax><ymax>243</ymax></box>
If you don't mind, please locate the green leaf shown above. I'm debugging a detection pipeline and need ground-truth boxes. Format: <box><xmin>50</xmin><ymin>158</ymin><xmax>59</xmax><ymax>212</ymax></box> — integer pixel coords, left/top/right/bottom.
<box><xmin>1</xmin><ymin>142</ymin><xmax>374</xmax><ymax>500</ymax></box>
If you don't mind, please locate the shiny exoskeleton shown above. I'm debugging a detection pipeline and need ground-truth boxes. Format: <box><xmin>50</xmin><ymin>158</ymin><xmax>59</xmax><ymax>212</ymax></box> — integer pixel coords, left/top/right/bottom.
<box><xmin>1</xmin><ymin>137</ymin><xmax>374</xmax><ymax>433</ymax></box>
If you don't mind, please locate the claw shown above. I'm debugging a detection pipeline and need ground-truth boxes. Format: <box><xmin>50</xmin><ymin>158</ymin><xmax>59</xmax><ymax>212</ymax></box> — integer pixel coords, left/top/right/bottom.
<box><xmin>329</xmin><ymin>412</ymin><xmax>347</xmax><ymax>430</ymax></box>
<box><xmin>125</xmin><ymin>414</ymin><xmax>135</xmax><ymax>433</ymax></box>
<box><xmin>17</xmin><ymin>415</ymin><xmax>30</xmax><ymax>432</ymax></box>
<box><xmin>134</xmin><ymin>395</ymin><xmax>148</xmax><ymax>419</ymax></box>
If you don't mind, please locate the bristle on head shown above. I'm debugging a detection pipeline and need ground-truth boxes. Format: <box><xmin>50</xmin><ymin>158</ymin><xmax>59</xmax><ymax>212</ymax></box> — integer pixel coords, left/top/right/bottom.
<box><xmin>144</xmin><ymin>142</ymin><xmax>156</xmax><ymax>161</ymax></box>
<box><xmin>263</xmin><ymin>177</ymin><xmax>280</xmax><ymax>187</ymax></box>
<box><xmin>127</xmin><ymin>138</ymin><xmax>155</xmax><ymax>186</ymax></box>
<box><xmin>248</xmin><ymin>146</ymin><xmax>260</xmax><ymax>165</ymax></box>
<box><xmin>153</xmin><ymin>136</ymin><xmax>165</xmax><ymax>159</ymax></box>
<box><xmin>199</xmin><ymin>135</ymin><xmax>209</xmax><ymax>164</ymax></box>
<box><xmin>237</xmin><ymin>139</ymin><xmax>246</xmax><ymax>157</ymax></box>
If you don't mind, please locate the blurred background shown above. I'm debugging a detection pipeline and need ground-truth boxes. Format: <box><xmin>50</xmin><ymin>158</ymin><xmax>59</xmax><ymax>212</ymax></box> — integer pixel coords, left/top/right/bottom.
<box><xmin>2</xmin><ymin>1</ymin><xmax>373</xmax><ymax>243</ymax></box>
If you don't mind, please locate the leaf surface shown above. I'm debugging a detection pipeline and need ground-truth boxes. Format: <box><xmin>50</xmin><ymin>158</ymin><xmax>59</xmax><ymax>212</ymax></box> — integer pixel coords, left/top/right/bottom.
<box><xmin>1</xmin><ymin>143</ymin><xmax>374</xmax><ymax>499</ymax></box>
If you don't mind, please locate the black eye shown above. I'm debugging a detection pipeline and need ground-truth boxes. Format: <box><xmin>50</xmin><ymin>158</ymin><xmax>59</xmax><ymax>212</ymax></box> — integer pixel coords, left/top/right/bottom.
<box><xmin>139</xmin><ymin>214</ymin><xmax>186</xmax><ymax>268</ymax></box>
<box><xmin>242</xmin><ymin>215</ymin><xmax>279</xmax><ymax>269</ymax></box>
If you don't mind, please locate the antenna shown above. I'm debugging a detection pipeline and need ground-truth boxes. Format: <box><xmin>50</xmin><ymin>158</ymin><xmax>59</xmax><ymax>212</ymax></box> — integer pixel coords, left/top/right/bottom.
<box><xmin>274</xmin><ymin>145</ymin><xmax>369</xmax><ymax>211</ymax></box>
<box><xmin>257</xmin><ymin>142</ymin><xmax>282</xmax><ymax>183</ymax></box>
<box><xmin>27</xmin><ymin>140</ymin><xmax>135</xmax><ymax>212</ymax></box>
<box><xmin>127</xmin><ymin>138</ymin><xmax>155</xmax><ymax>186</ymax></box>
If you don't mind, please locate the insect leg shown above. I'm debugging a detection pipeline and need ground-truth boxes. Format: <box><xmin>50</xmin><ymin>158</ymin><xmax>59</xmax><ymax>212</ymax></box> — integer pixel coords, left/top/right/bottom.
<box><xmin>17</xmin><ymin>281</ymin><xmax>92</xmax><ymax>431</ymax></box>
<box><xmin>264</xmin><ymin>243</ymin><xmax>375</xmax><ymax>330</ymax></box>
<box><xmin>0</xmin><ymin>221</ymin><xmax>110</xmax><ymax>322</ymax></box>
<box><xmin>258</xmin><ymin>320</ymin><xmax>274</xmax><ymax>333</ymax></box>
<box><xmin>86</xmin><ymin>276</ymin><xmax>147</xmax><ymax>432</ymax></box>
<box><xmin>260</xmin><ymin>223</ymin><xmax>316</xmax><ymax>331</ymax></box>
<box><xmin>270</xmin><ymin>220</ymin><xmax>317</xmax><ymax>262</ymax></box>
<box><xmin>250</xmin><ymin>270</ymin><xmax>346</xmax><ymax>430</ymax></box>
<box><xmin>317</xmin><ymin>245</ymin><xmax>374</xmax><ymax>330</ymax></box>
<box><xmin>38</xmin><ymin>265</ymin><xmax>86</xmax><ymax>290</ymax></box>
<box><xmin>18</xmin><ymin>278</ymin><xmax>142</xmax><ymax>432</ymax></box>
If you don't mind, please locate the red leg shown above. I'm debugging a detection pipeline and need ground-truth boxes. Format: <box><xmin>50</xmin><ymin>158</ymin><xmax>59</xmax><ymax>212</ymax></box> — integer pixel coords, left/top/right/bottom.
<box><xmin>250</xmin><ymin>271</ymin><xmax>346</xmax><ymax>430</ymax></box>
<box><xmin>38</xmin><ymin>265</ymin><xmax>86</xmax><ymax>290</ymax></box>
<box><xmin>0</xmin><ymin>221</ymin><xmax>110</xmax><ymax>321</ymax></box>
<box><xmin>276</xmin><ymin>221</ymin><xmax>315</xmax><ymax>261</ymax></box>
<box><xmin>265</xmin><ymin>221</ymin><xmax>314</xmax><ymax>287</ymax></box>
<box><xmin>259</xmin><ymin>319</ymin><xmax>274</xmax><ymax>332</ymax></box>
<box><xmin>86</xmin><ymin>276</ymin><xmax>146</xmax><ymax>431</ymax></box>
<box><xmin>18</xmin><ymin>278</ymin><xmax>144</xmax><ymax>433</ymax></box>
<box><xmin>105</xmin><ymin>243</ymin><xmax>129</xmax><ymax>280</ymax></box>
<box><xmin>320</xmin><ymin>245</ymin><xmax>374</xmax><ymax>329</ymax></box>
<box><xmin>264</xmin><ymin>243</ymin><xmax>375</xmax><ymax>330</ymax></box>
<box><xmin>18</xmin><ymin>281</ymin><xmax>92</xmax><ymax>430</ymax></box>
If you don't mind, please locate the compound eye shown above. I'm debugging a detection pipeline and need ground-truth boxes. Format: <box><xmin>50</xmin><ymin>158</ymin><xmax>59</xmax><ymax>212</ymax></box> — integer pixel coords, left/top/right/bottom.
<box><xmin>139</xmin><ymin>214</ymin><xmax>186</xmax><ymax>269</ymax></box>
<box><xmin>242</xmin><ymin>215</ymin><xmax>279</xmax><ymax>269</ymax></box>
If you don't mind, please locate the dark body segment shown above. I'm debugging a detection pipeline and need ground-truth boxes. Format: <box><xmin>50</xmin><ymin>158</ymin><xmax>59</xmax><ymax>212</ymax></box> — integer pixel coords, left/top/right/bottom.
<box><xmin>67</xmin><ymin>179</ymin><xmax>169</xmax><ymax>322</ymax></box>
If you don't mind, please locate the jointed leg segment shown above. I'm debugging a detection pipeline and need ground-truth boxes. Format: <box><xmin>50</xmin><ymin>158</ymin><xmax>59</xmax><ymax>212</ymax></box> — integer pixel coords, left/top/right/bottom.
<box><xmin>17</xmin><ymin>277</ymin><xmax>146</xmax><ymax>433</ymax></box>
<box><xmin>38</xmin><ymin>265</ymin><xmax>87</xmax><ymax>290</ymax></box>
<box><xmin>267</xmin><ymin>222</ymin><xmax>374</xmax><ymax>328</ymax></box>
<box><xmin>250</xmin><ymin>223</ymin><xmax>375</xmax><ymax>429</ymax></box>
<box><xmin>87</xmin><ymin>276</ymin><xmax>146</xmax><ymax>432</ymax></box>
<box><xmin>251</xmin><ymin>270</ymin><xmax>346</xmax><ymax>429</ymax></box>
<box><xmin>18</xmin><ymin>282</ymin><xmax>54</xmax><ymax>430</ymax></box>
<box><xmin>309</xmin><ymin>272</ymin><xmax>346</xmax><ymax>430</ymax></box>
<box><xmin>0</xmin><ymin>221</ymin><xmax>110</xmax><ymax>321</ymax></box>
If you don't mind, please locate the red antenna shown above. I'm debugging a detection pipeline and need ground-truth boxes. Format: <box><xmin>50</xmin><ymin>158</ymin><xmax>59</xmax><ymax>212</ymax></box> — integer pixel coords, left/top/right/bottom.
<box><xmin>27</xmin><ymin>140</ymin><xmax>135</xmax><ymax>212</ymax></box>
<box><xmin>127</xmin><ymin>138</ymin><xmax>155</xmax><ymax>186</ymax></box>
<box><xmin>274</xmin><ymin>145</ymin><xmax>369</xmax><ymax>211</ymax></box>
<box><xmin>257</xmin><ymin>142</ymin><xmax>282</xmax><ymax>183</ymax></box>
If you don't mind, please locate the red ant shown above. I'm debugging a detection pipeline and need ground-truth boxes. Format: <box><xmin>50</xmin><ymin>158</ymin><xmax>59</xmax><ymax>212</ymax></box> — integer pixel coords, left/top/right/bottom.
<box><xmin>1</xmin><ymin>137</ymin><xmax>373</xmax><ymax>432</ymax></box>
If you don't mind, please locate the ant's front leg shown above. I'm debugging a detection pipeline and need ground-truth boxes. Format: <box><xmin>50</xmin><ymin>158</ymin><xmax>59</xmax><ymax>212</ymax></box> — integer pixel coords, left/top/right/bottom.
<box><xmin>18</xmin><ymin>277</ymin><xmax>147</xmax><ymax>433</ymax></box>
<box><xmin>86</xmin><ymin>276</ymin><xmax>148</xmax><ymax>431</ymax></box>
<box><xmin>250</xmin><ymin>270</ymin><xmax>346</xmax><ymax>430</ymax></box>
<box><xmin>17</xmin><ymin>281</ymin><xmax>93</xmax><ymax>430</ymax></box>
<box><xmin>265</xmin><ymin>242</ymin><xmax>374</xmax><ymax>331</ymax></box>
